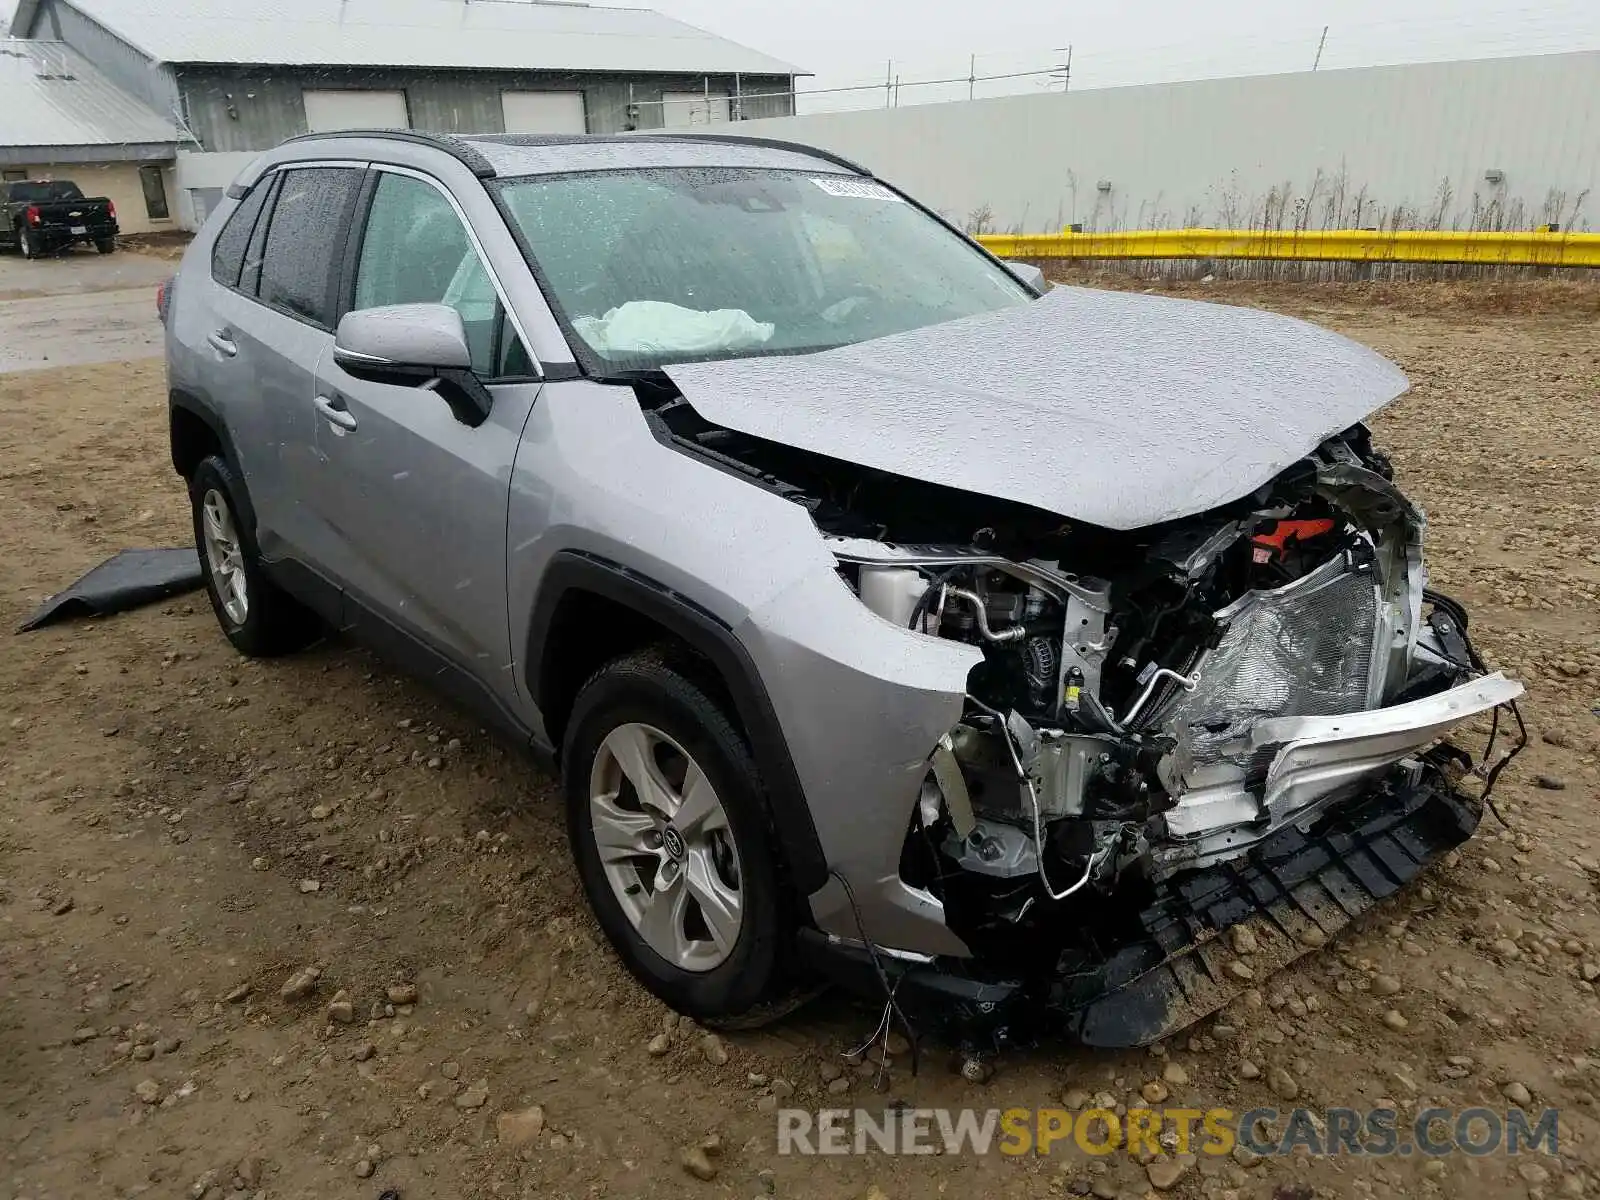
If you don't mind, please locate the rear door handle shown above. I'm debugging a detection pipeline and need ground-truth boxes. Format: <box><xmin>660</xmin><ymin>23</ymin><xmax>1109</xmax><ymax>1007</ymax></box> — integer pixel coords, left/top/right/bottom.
<box><xmin>206</xmin><ymin>329</ymin><xmax>238</xmax><ymax>358</ymax></box>
<box><xmin>314</xmin><ymin>394</ymin><xmax>358</xmax><ymax>432</ymax></box>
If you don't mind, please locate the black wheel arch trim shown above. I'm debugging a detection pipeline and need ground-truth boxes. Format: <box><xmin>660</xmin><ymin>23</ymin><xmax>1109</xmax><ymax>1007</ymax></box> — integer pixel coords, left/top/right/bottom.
<box><xmin>527</xmin><ymin>550</ymin><xmax>829</xmax><ymax>897</ymax></box>
<box><xmin>168</xmin><ymin>388</ymin><xmax>258</xmax><ymax>534</ymax></box>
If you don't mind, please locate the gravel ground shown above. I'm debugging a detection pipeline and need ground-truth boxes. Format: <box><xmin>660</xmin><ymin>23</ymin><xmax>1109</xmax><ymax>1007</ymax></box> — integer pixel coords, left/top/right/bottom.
<box><xmin>0</xmin><ymin>280</ymin><xmax>1597</xmax><ymax>1200</ymax></box>
<box><xmin>0</xmin><ymin>249</ymin><xmax>171</xmax><ymax>372</ymax></box>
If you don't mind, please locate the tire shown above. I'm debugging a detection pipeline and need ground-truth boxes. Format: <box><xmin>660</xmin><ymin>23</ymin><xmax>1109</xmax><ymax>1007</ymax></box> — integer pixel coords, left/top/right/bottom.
<box><xmin>562</xmin><ymin>651</ymin><xmax>790</xmax><ymax>1022</ymax></box>
<box><xmin>95</xmin><ymin>238</ymin><xmax>117</xmax><ymax>254</ymax></box>
<box><xmin>18</xmin><ymin>227</ymin><xmax>39</xmax><ymax>259</ymax></box>
<box><xmin>189</xmin><ymin>455</ymin><xmax>318</xmax><ymax>657</ymax></box>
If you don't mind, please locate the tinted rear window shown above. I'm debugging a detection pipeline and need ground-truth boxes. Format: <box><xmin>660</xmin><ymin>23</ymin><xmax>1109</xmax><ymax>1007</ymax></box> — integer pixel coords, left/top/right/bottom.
<box><xmin>8</xmin><ymin>181</ymin><xmax>84</xmax><ymax>203</ymax></box>
<box><xmin>256</xmin><ymin>167</ymin><xmax>362</xmax><ymax>327</ymax></box>
<box><xmin>210</xmin><ymin>179</ymin><xmax>272</xmax><ymax>289</ymax></box>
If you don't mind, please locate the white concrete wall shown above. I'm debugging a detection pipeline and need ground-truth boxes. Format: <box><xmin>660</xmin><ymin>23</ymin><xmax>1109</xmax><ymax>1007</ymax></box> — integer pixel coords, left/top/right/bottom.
<box><xmin>173</xmin><ymin>150</ymin><xmax>265</xmax><ymax>231</ymax></box>
<box><xmin>9</xmin><ymin>159</ymin><xmax>179</xmax><ymax>235</ymax></box>
<box><xmin>731</xmin><ymin>52</ymin><xmax>1600</xmax><ymax>234</ymax></box>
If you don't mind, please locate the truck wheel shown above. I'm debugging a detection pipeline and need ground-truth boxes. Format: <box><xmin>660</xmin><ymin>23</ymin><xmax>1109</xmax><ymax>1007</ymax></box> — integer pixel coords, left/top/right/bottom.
<box><xmin>563</xmin><ymin>652</ymin><xmax>790</xmax><ymax>1024</ymax></box>
<box><xmin>95</xmin><ymin>238</ymin><xmax>117</xmax><ymax>254</ymax></box>
<box><xmin>18</xmin><ymin>227</ymin><xmax>39</xmax><ymax>259</ymax></box>
<box><xmin>189</xmin><ymin>455</ymin><xmax>319</xmax><ymax>657</ymax></box>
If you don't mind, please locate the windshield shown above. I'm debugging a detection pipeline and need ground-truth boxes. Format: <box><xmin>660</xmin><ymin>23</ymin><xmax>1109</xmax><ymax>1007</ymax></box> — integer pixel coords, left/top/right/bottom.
<box><xmin>494</xmin><ymin>167</ymin><xmax>1032</xmax><ymax>373</ymax></box>
<box><xmin>8</xmin><ymin>181</ymin><xmax>85</xmax><ymax>203</ymax></box>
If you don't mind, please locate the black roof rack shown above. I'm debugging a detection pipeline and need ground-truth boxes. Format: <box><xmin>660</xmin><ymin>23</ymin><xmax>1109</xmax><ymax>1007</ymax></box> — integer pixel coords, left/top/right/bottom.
<box><xmin>463</xmin><ymin>133</ymin><xmax>617</xmax><ymax>148</ymax></box>
<box><xmin>648</xmin><ymin>134</ymin><xmax>873</xmax><ymax>177</ymax></box>
<box><xmin>461</xmin><ymin>132</ymin><xmax>868</xmax><ymax>175</ymax></box>
<box><xmin>277</xmin><ymin>128</ymin><xmax>871</xmax><ymax>182</ymax></box>
<box><xmin>280</xmin><ymin>128</ymin><xmax>497</xmax><ymax>178</ymax></box>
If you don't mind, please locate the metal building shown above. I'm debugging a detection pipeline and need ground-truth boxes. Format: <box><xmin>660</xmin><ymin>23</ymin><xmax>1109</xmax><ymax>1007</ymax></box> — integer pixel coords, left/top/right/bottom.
<box><xmin>0</xmin><ymin>37</ymin><xmax>182</xmax><ymax>234</ymax></box>
<box><xmin>7</xmin><ymin>0</ymin><xmax>803</xmax><ymax>228</ymax></box>
<box><xmin>731</xmin><ymin>50</ymin><xmax>1600</xmax><ymax>236</ymax></box>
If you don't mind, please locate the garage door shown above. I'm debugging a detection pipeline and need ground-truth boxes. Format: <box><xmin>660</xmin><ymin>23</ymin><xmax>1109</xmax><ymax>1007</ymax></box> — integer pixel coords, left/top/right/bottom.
<box><xmin>302</xmin><ymin>89</ymin><xmax>410</xmax><ymax>133</ymax></box>
<box><xmin>661</xmin><ymin>91</ymin><xmax>731</xmax><ymax>128</ymax></box>
<box><xmin>501</xmin><ymin>91</ymin><xmax>587</xmax><ymax>134</ymax></box>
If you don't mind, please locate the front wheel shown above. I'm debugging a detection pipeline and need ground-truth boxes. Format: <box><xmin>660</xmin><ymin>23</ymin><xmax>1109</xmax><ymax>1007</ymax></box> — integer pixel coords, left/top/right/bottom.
<box><xmin>562</xmin><ymin>652</ymin><xmax>790</xmax><ymax>1022</ymax></box>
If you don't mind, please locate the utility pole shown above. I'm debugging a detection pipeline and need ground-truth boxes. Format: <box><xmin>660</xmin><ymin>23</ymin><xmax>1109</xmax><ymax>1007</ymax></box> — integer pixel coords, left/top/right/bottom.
<box><xmin>1054</xmin><ymin>45</ymin><xmax>1073</xmax><ymax>92</ymax></box>
<box><xmin>885</xmin><ymin>60</ymin><xmax>892</xmax><ymax>108</ymax></box>
<box><xmin>969</xmin><ymin>53</ymin><xmax>976</xmax><ymax>101</ymax></box>
<box><xmin>1312</xmin><ymin>25</ymin><xmax>1328</xmax><ymax>70</ymax></box>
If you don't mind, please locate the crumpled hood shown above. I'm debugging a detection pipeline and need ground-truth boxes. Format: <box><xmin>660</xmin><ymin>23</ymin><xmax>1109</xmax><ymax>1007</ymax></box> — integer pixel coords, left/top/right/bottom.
<box><xmin>662</xmin><ymin>285</ymin><xmax>1409</xmax><ymax>531</ymax></box>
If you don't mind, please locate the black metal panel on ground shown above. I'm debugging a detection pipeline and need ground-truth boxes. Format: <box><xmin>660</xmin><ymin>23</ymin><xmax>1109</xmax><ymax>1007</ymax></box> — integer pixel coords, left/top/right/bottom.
<box><xmin>18</xmin><ymin>547</ymin><xmax>203</xmax><ymax>632</ymax></box>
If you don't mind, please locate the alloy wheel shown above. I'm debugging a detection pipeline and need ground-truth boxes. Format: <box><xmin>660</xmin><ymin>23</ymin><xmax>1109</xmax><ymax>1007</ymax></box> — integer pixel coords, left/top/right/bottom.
<box><xmin>200</xmin><ymin>488</ymin><xmax>249</xmax><ymax>625</ymax></box>
<box><xmin>588</xmin><ymin>721</ymin><xmax>744</xmax><ymax>972</ymax></box>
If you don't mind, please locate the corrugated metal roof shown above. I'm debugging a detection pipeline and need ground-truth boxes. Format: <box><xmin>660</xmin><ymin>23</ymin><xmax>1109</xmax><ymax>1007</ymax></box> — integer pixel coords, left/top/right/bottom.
<box><xmin>0</xmin><ymin>38</ymin><xmax>181</xmax><ymax>148</ymax></box>
<box><xmin>14</xmin><ymin>0</ymin><xmax>802</xmax><ymax>76</ymax></box>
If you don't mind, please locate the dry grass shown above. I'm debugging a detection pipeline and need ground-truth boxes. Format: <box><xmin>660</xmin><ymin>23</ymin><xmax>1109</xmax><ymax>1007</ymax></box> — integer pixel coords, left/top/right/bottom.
<box><xmin>1045</xmin><ymin>265</ymin><xmax>1600</xmax><ymax>319</ymax></box>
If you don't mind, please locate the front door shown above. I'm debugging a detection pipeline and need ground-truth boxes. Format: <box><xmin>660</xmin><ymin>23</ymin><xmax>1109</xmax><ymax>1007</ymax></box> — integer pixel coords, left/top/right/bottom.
<box><xmin>306</xmin><ymin>168</ymin><xmax>540</xmax><ymax>716</ymax></box>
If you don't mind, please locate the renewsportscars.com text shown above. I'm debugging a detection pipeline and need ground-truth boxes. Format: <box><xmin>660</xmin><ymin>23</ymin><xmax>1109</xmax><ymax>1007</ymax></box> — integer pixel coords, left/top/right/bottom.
<box><xmin>777</xmin><ymin>1106</ymin><xmax>1560</xmax><ymax>1158</ymax></box>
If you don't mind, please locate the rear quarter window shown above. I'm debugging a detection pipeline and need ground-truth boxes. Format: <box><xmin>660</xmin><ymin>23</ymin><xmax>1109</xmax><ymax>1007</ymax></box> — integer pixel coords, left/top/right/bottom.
<box><xmin>210</xmin><ymin>179</ymin><xmax>272</xmax><ymax>289</ymax></box>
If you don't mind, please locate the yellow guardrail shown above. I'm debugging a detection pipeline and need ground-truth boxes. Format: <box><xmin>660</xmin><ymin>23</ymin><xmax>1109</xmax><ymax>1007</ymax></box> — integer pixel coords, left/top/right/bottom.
<box><xmin>975</xmin><ymin>228</ymin><xmax>1600</xmax><ymax>268</ymax></box>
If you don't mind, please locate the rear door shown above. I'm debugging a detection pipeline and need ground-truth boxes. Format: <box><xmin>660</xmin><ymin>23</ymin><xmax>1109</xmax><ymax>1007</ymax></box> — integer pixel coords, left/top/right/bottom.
<box><xmin>306</xmin><ymin>166</ymin><xmax>540</xmax><ymax>713</ymax></box>
<box><xmin>226</xmin><ymin>163</ymin><xmax>366</xmax><ymax>576</ymax></box>
<box><xmin>181</xmin><ymin>173</ymin><xmax>278</xmax><ymax>503</ymax></box>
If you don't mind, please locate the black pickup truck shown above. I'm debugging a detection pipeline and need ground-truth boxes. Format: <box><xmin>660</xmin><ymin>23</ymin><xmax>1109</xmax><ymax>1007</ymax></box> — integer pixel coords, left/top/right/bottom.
<box><xmin>1</xmin><ymin>180</ymin><xmax>118</xmax><ymax>258</ymax></box>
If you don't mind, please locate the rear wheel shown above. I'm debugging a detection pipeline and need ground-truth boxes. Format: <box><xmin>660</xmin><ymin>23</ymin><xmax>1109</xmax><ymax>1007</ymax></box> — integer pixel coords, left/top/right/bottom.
<box><xmin>189</xmin><ymin>454</ymin><xmax>318</xmax><ymax>657</ymax></box>
<box><xmin>563</xmin><ymin>652</ymin><xmax>790</xmax><ymax>1022</ymax></box>
<box><xmin>18</xmin><ymin>227</ymin><xmax>40</xmax><ymax>259</ymax></box>
<box><xmin>95</xmin><ymin>238</ymin><xmax>116</xmax><ymax>254</ymax></box>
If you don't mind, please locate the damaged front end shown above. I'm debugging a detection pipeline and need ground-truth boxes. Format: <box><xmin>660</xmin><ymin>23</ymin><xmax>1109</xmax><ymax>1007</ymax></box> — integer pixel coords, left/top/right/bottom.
<box><xmin>643</xmin><ymin>377</ymin><xmax>1525</xmax><ymax>1048</ymax></box>
<box><xmin>819</xmin><ymin>427</ymin><xmax>1526</xmax><ymax>1047</ymax></box>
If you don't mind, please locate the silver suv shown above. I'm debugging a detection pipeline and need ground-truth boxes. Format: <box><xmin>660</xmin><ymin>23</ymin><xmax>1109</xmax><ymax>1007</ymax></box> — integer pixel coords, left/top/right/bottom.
<box><xmin>164</xmin><ymin>131</ymin><xmax>1522</xmax><ymax>1050</ymax></box>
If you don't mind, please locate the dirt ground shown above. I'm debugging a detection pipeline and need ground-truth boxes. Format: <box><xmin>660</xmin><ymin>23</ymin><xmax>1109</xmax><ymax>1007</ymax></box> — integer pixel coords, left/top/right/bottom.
<box><xmin>1</xmin><ymin>275</ymin><xmax>1598</xmax><ymax>1200</ymax></box>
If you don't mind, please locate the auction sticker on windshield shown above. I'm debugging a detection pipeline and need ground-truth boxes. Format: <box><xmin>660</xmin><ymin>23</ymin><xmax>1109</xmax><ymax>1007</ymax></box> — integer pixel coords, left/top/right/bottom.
<box><xmin>810</xmin><ymin>177</ymin><xmax>904</xmax><ymax>202</ymax></box>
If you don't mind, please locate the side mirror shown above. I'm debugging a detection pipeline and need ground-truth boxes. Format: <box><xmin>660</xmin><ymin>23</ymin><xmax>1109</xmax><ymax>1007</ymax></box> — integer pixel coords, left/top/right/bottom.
<box><xmin>333</xmin><ymin>303</ymin><xmax>492</xmax><ymax>426</ymax></box>
<box><xmin>1003</xmin><ymin>260</ymin><xmax>1048</xmax><ymax>294</ymax></box>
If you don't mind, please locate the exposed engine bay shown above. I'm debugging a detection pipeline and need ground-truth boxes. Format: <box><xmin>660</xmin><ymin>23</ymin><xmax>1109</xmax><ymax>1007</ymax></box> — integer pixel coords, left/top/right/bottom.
<box><xmin>644</xmin><ymin>381</ymin><xmax>1526</xmax><ymax>1044</ymax></box>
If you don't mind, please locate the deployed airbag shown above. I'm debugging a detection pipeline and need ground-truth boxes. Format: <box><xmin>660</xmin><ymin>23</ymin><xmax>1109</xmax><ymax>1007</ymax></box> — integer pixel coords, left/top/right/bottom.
<box><xmin>18</xmin><ymin>548</ymin><xmax>204</xmax><ymax>632</ymax></box>
<box><xmin>663</xmin><ymin>286</ymin><xmax>1409</xmax><ymax>530</ymax></box>
<box><xmin>573</xmin><ymin>301</ymin><xmax>774</xmax><ymax>359</ymax></box>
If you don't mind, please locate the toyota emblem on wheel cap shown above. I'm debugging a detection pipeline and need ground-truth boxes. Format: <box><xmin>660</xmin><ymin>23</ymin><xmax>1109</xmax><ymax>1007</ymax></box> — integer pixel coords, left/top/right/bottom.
<box><xmin>661</xmin><ymin>826</ymin><xmax>686</xmax><ymax>860</ymax></box>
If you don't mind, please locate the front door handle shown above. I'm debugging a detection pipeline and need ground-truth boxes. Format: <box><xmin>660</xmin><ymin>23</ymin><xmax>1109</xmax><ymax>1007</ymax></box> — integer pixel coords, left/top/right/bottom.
<box><xmin>206</xmin><ymin>329</ymin><xmax>238</xmax><ymax>357</ymax></box>
<box><xmin>313</xmin><ymin>394</ymin><xmax>358</xmax><ymax>432</ymax></box>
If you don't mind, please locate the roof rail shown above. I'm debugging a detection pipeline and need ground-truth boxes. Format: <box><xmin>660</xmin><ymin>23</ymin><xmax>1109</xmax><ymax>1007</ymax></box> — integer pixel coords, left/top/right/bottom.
<box><xmin>276</xmin><ymin>129</ymin><xmax>869</xmax><ymax>181</ymax></box>
<box><xmin>651</xmin><ymin>133</ymin><xmax>872</xmax><ymax>177</ymax></box>
<box><xmin>279</xmin><ymin>128</ymin><xmax>497</xmax><ymax>178</ymax></box>
<box><xmin>464</xmin><ymin>133</ymin><xmax>612</xmax><ymax>148</ymax></box>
